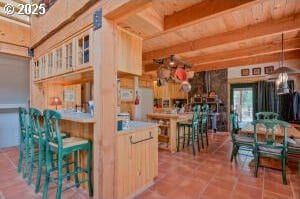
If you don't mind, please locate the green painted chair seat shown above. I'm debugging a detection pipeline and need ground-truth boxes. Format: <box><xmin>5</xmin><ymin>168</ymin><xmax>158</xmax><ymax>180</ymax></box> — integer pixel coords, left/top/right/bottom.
<box><xmin>235</xmin><ymin>134</ymin><xmax>254</xmax><ymax>143</ymax></box>
<box><xmin>33</xmin><ymin>132</ymin><xmax>67</xmax><ymax>140</ymax></box>
<box><xmin>49</xmin><ymin>137</ymin><xmax>88</xmax><ymax>149</ymax></box>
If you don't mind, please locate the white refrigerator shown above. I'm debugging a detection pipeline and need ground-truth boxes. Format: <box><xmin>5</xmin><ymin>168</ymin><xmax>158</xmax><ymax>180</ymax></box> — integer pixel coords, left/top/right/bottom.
<box><xmin>134</xmin><ymin>88</ymin><xmax>154</xmax><ymax>121</ymax></box>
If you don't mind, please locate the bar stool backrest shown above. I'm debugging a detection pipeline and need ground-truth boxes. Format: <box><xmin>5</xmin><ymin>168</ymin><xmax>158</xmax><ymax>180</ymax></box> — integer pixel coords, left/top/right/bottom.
<box><xmin>43</xmin><ymin>109</ymin><xmax>63</xmax><ymax>148</ymax></box>
<box><xmin>19</xmin><ymin>107</ymin><xmax>28</xmax><ymax>138</ymax></box>
<box><xmin>200</xmin><ymin>104</ymin><xmax>209</xmax><ymax>123</ymax></box>
<box><xmin>256</xmin><ymin>112</ymin><xmax>279</xmax><ymax>120</ymax></box>
<box><xmin>192</xmin><ymin>105</ymin><xmax>201</xmax><ymax>125</ymax></box>
<box><xmin>29</xmin><ymin>108</ymin><xmax>43</xmax><ymax>138</ymax></box>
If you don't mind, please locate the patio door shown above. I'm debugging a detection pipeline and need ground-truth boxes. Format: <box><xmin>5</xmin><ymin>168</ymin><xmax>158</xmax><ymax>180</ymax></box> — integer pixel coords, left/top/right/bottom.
<box><xmin>230</xmin><ymin>83</ymin><xmax>257</xmax><ymax>126</ymax></box>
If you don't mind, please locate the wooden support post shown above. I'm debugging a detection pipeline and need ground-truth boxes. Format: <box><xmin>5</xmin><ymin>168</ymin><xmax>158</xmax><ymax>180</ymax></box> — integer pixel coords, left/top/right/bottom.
<box><xmin>93</xmin><ymin>16</ymin><xmax>117</xmax><ymax>199</ymax></box>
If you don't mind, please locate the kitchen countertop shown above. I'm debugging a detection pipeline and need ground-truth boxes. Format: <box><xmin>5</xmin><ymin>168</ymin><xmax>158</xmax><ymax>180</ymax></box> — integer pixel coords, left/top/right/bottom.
<box><xmin>58</xmin><ymin>111</ymin><xmax>95</xmax><ymax>123</ymax></box>
<box><xmin>147</xmin><ymin>113</ymin><xmax>192</xmax><ymax>120</ymax></box>
<box><xmin>118</xmin><ymin>121</ymin><xmax>158</xmax><ymax>134</ymax></box>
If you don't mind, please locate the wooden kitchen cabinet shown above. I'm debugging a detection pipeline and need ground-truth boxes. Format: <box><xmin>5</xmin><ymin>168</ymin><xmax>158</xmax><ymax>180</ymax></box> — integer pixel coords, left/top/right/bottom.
<box><xmin>153</xmin><ymin>82</ymin><xmax>187</xmax><ymax>99</ymax></box>
<box><xmin>116</xmin><ymin>126</ymin><xmax>158</xmax><ymax>199</ymax></box>
<box><xmin>116</xmin><ymin>27</ymin><xmax>143</xmax><ymax>76</ymax></box>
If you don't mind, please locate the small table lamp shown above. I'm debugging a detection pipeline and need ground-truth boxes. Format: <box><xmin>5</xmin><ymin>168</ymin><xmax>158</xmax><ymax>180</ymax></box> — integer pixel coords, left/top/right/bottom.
<box><xmin>50</xmin><ymin>97</ymin><xmax>62</xmax><ymax>110</ymax></box>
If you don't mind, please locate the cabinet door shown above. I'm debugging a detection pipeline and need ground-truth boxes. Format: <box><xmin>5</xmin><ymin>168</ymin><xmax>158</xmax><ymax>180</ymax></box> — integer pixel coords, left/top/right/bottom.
<box><xmin>117</xmin><ymin>127</ymin><xmax>158</xmax><ymax>199</ymax></box>
<box><xmin>117</xmin><ymin>27</ymin><xmax>142</xmax><ymax>76</ymax></box>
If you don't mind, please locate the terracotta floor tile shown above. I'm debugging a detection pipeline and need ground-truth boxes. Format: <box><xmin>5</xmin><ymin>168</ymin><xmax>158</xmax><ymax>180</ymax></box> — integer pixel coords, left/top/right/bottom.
<box><xmin>264</xmin><ymin>179</ymin><xmax>293</xmax><ymax>198</ymax></box>
<box><xmin>149</xmin><ymin>181</ymin><xmax>175</xmax><ymax>197</ymax></box>
<box><xmin>201</xmin><ymin>184</ymin><xmax>233</xmax><ymax>199</ymax></box>
<box><xmin>263</xmin><ymin>191</ymin><xmax>292</xmax><ymax>199</ymax></box>
<box><xmin>232</xmin><ymin>183</ymin><xmax>263</xmax><ymax>199</ymax></box>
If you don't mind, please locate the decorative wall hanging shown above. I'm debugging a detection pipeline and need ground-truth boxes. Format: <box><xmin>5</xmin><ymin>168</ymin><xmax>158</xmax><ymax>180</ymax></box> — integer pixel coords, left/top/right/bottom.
<box><xmin>241</xmin><ymin>69</ymin><xmax>250</xmax><ymax>76</ymax></box>
<box><xmin>264</xmin><ymin>66</ymin><xmax>274</xmax><ymax>75</ymax></box>
<box><xmin>252</xmin><ymin>67</ymin><xmax>261</xmax><ymax>75</ymax></box>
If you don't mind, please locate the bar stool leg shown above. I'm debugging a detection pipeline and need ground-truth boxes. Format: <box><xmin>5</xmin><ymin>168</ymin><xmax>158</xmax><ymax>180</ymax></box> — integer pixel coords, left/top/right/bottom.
<box><xmin>182</xmin><ymin>126</ymin><xmax>186</xmax><ymax>149</ymax></box>
<box><xmin>65</xmin><ymin>155</ymin><xmax>71</xmax><ymax>181</ymax></box>
<box><xmin>192</xmin><ymin>128</ymin><xmax>195</xmax><ymax>156</ymax></box>
<box><xmin>200</xmin><ymin>125</ymin><xmax>204</xmax><ymax>149</ymax></box>
<box><xmin>56</xmin><ymin>153</ymin><xmax>63</xmax><ymax>199</ymax></box>
<box><xmin>43</xmin><ymin>146</ymin><xmax>51</xmax><ymax>199</ymax></box>
<box><xmin>23</xmin><ymin>135</ymin><xmax>29</xmax><ymax>178</ymax></box>
<box><xmin>35</xmin><ymin>141</ymin><xmax>43</xmax><ymax>193</ymax></box>
<box><xmin>74</xmin><ymin>151</ymin><xmax>80</xmax><ymax>187</ymax></box>
<box><xmin>177</xmin><ymin>124</ymin><xmax>180</xmax><ymax>152</ymax></box>
<box><xmin>27</xmin><ymin>137</ymin><xmax>35</xmax><ymax>185</ymax></box>
<box><xmin>17</xmin><ymin>140</ymin><xmax>24</xmax><ymax>173</ymax></box>
<box><xmin>196</xmin><ymin>126</ymin><xmax>200</xmax><ymax>152</ymax></box>
<box><xmin>187</xmin><ymin>127</ymin><xmax>191</xmax><ymax>146</ymax></box>
<box><xmin>205</xmin><ymin>124</ymin><xmax>209</xmax><ymax>146</ymax></box>
<box><xmin>87</xmin><ymin>142</ymin><xmax>93</xmax><ymax>196</ymax></box>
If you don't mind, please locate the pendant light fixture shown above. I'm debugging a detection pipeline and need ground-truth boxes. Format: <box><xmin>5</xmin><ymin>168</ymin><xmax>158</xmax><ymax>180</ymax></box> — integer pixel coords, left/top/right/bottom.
<box><xmin>268</xmin><ymin>33</ymin><xmax>300</xmax><ymax>95</ymax></box>
<box><xmin>276</xmin><ymin>33</ymin><xmax>289</xmax><ymax>95</ymax></box>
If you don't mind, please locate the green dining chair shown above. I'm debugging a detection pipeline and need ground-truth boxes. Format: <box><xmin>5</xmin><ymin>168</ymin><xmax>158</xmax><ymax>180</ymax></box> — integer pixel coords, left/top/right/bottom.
<box><xmin>256</xmin><ymin>112</ymin><xmax>279</xmax><ymax>120</ymax></box>
<box><xmin>177</xmin><ymin>105</ymin><xmax>201</xmax><ymax>155</ymax></box>
<box><xmin>253</xmin><ymin>119</ymin><xmax>290</xmax><ymax>184</ymax></box>
<box><xmin>43</xmin><ymin>109</ymin><xmax>93</xmax><ymax>199</ymax></box>
<box><xmin>230</xmin><ymin>112</ymin><xmax>254</xmax><ymax>162</ymax></box>
<box><xmin>17</xmin><ymin>107</ymin><xmax>30</xmax><ymax>179</ymax></box>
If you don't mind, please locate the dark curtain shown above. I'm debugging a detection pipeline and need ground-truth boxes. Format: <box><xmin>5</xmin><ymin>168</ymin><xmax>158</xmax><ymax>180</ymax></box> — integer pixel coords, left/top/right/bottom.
<box><xmin>257</xmin><ymin>80</ymin><xmax>294</xmax><ymax>121</ymax></box>
<box><xmin>278</xmin><ymin>80</ymin><xmax>295</xmax><ymax>121</ymax></box>
<box><xmin>257</xmin><ymin>81</ymin><xmax>278</xmax><ymax>112</ymax></box>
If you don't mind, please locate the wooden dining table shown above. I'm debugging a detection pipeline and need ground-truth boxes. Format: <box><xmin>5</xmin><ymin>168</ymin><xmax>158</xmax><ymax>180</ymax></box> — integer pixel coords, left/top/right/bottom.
<box><xmin>240</xmin><ymin>122</ymin><xmax>300</xmax><ymax>141</ymax></box>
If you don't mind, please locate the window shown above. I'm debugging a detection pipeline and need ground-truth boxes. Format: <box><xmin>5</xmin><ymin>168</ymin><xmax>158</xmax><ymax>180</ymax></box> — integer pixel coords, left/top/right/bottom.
<box><xmin>48</xmin><ymin>53</ymin><xmax>53</xmax><ymax>75</ymax></box>
<box><xmin>56</xmin><ymin>48</ymin><xmax>62</xmax><ymax>72</ymax></box>
<box><xmin>78</xmin><ymin>35</ymin><xmax>89</xmax><ymax>65</ymax></box>
<box><xmin>65</xmin><ymin>43</ymin><xmax>73</xmax><ymax>69</ymax></box>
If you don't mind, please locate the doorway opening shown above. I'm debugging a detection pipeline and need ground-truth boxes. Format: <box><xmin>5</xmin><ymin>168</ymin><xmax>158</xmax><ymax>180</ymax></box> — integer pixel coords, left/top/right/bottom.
<box><xmin>230</xmin><ymin>83</ymin><xmax>257</xmax><ymax>127</ymax></box>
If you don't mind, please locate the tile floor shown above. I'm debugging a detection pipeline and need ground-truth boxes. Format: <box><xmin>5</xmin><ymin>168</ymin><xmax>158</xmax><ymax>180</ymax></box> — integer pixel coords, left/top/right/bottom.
<box><xmin>136</xmin><ymin>133</ymin><xmax>300</xmax><ymax>199</ymax></box>
<box><xmin>0</xmin><ymin>133</ymin><xmax>299</xmax><ymax>199</ymax></box>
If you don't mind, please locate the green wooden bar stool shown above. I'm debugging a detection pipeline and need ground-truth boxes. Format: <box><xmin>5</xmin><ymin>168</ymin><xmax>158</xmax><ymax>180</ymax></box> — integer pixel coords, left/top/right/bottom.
<box><xmin>27</xmin><ymin>108</ymin><xmax>71</xmax><ymax>193</ymax></box>
<box><xmin>17</xmin><ymin>107</ymin><xmax>30</xmax><ymax>179</ymax></box>
<box><xmin>198</xmin><ymin>104</ymin><xmax>209</xmax><ymax>148</ymax></box>
<box><xmin>43</xmin><ymin>109</ymin><xmax>93</xmax><ymax>199</ymax></box>
<box><xmin>253</xmin><ymin>119</ymin><xmax>289</xmax><ymax>184</ymax></box>
<box><xmin>177</xmin><ymin>105</ymin><xmax>201</xmax><ymax>155</ymax></box>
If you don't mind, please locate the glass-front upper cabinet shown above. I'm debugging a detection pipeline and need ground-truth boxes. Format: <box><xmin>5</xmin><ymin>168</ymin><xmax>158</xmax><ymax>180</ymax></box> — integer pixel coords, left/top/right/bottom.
<box><xmin>56</xmin><ymin>48</ymin><xmax>63</xmax><ymax>73</ymax></box>
<box><xmin>41</xmin><ymin>56</ymin><xmax>46</xmax><ymax>78</ymax></box>
<box><xmin>65</xmin><ymin>42</ymin><xmax>73</xmax><ymax>71</ymax></box>
<box><xmin>48</xmin><ymin>52</ymin><xmax>53</xmax><ymax>76</ymax></box>
<box><xmin>33</xmin><ymin>60</ymin><xmax>39</xmax><ymax>80</ymax></box>
<box><xmin>77</xmin><ymin>32</ymin><xmax>90</xmax><ymax>66</ymax></box>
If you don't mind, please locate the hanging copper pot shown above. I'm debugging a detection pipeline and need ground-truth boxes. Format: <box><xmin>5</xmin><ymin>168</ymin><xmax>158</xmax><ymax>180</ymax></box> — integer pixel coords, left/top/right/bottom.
<box><xmin>175</xmin><ymin>67</ymin><xmax>187</xmax><ymax>81</ymax></box>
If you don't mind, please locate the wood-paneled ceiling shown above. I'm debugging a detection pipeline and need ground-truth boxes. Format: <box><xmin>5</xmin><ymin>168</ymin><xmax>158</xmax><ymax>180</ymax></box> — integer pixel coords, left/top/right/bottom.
<box><xmin>0</xmin><ymin>0</ymin><xmax>31</xmax><ymax>26</ymax></box>
<box><xmin>113</xmin><ymin>0</ymin><xmax>300</xmax><ymax>72</ymax></box>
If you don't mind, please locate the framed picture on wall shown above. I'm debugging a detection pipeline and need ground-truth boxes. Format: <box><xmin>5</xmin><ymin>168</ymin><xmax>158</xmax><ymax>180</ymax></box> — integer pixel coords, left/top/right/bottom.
<box><xmin>241</xmin><ymin>69</ymin><xmax>250</xmax><ymax>76</ymax></box>
<box><xmin>264</xmin><ymin>66</ymin><xmax>274</xmax><ymax>75</ymax></box>
<box><xmin>252</xmin><ymin>67</ymin><xmax>261</xmax><ymax>75</ymax></box>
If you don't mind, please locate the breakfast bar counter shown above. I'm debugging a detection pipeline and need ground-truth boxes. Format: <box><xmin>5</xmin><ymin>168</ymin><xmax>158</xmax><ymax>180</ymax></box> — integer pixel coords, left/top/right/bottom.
<box><xmin>147</xmin><ymin>113</ymin><xmax>192</xmax><ymax>153</ymax></box>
